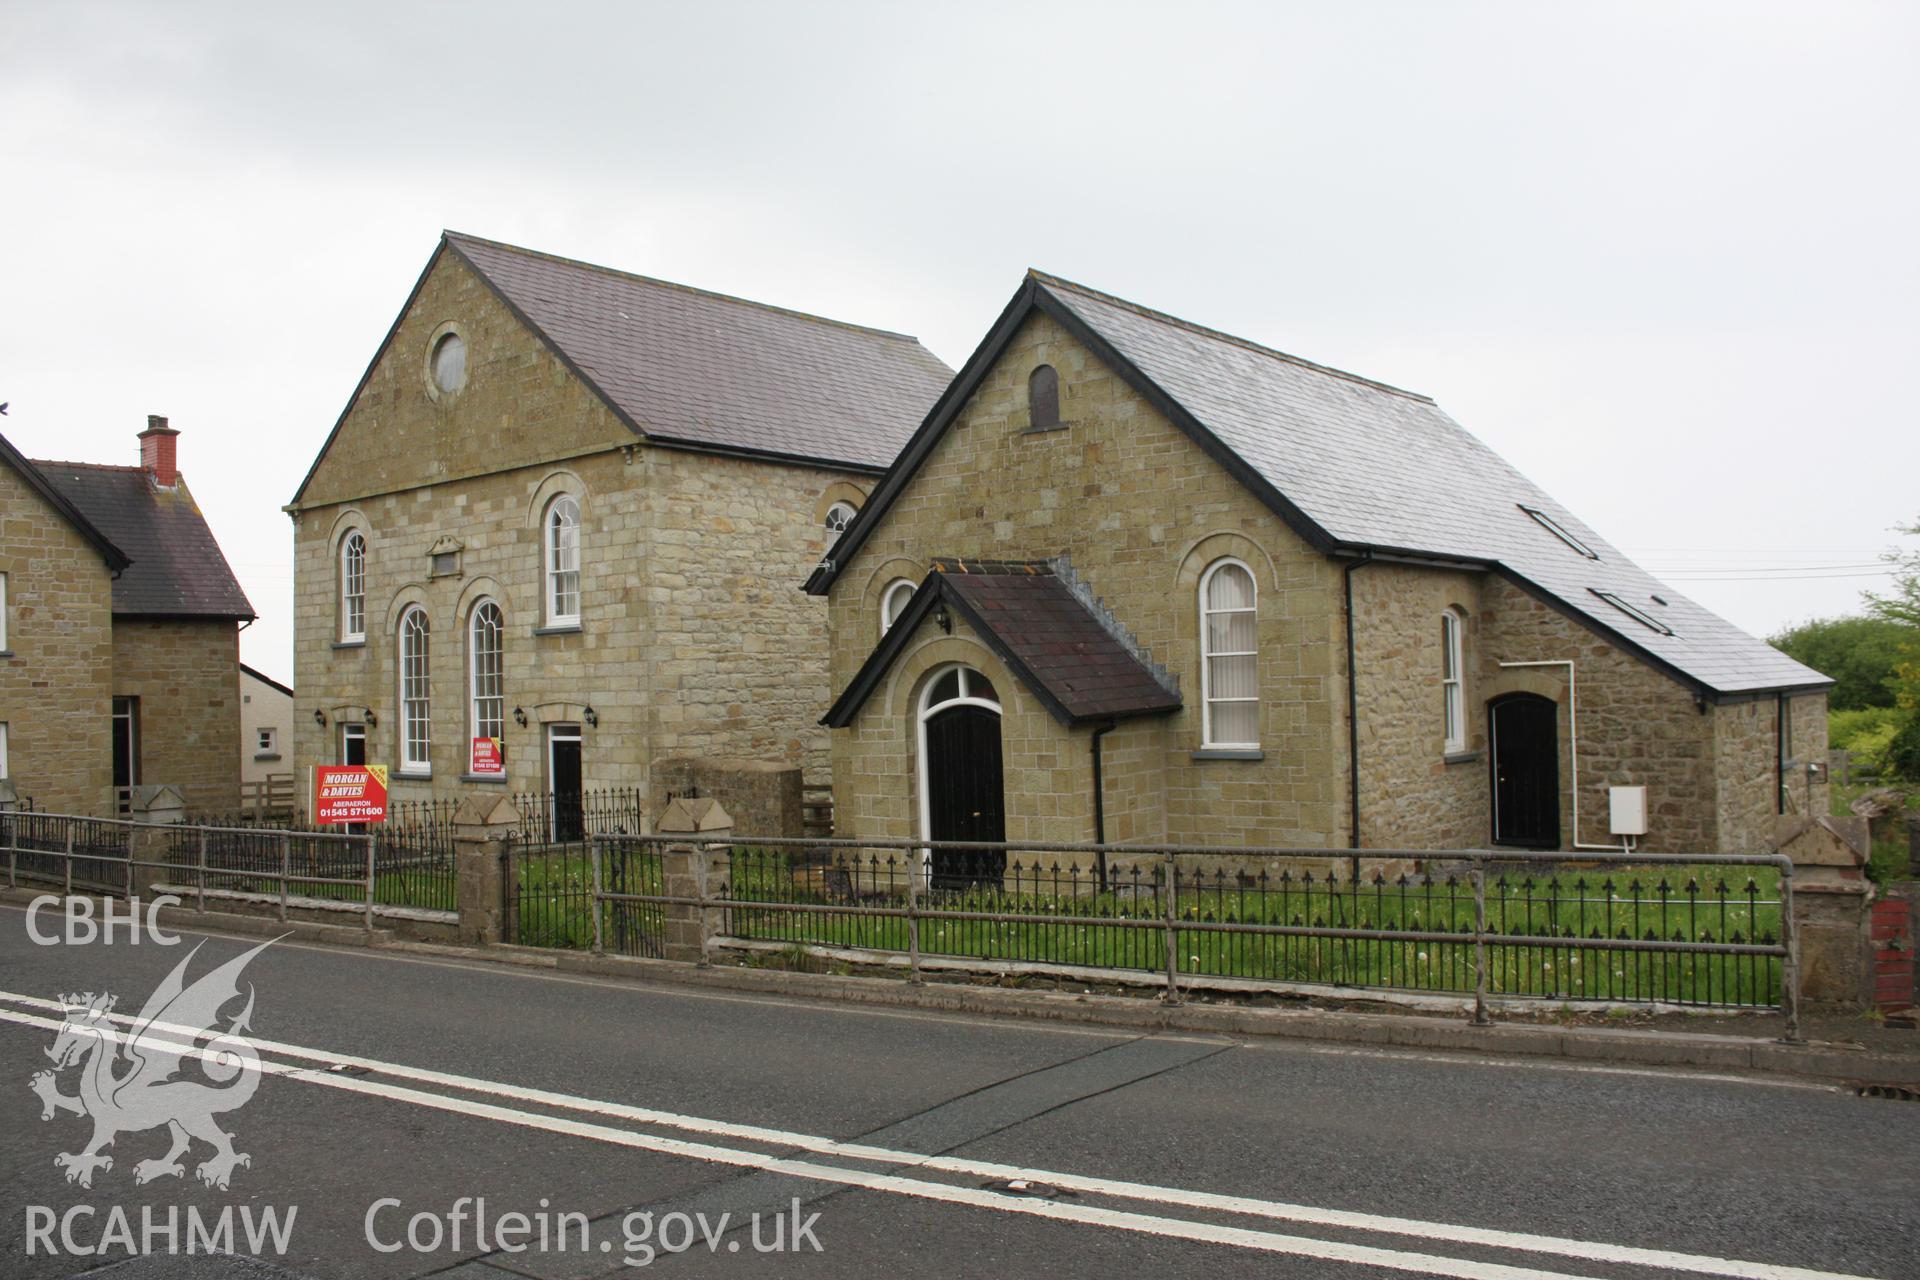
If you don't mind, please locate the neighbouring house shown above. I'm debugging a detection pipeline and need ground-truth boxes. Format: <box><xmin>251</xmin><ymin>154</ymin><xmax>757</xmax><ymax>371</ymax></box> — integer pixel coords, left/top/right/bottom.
<box><xmin>808</xmin><ymin>272</ymin><xmax>1832</xmax><ymax>867</ymax></box>
<box><xmin>240</xmin><ymin>663</ymin><xmax>295</xmax><ymax>811</ymax></box>
<box><xmin>286</xmin><ymin>232</ymin><xmax>952</xmax><ymax>832</ymax></box>
<box><xmin>0</xmin><ymin>417</ymin><xmax>254</xmax><ymax>816</ymax></box>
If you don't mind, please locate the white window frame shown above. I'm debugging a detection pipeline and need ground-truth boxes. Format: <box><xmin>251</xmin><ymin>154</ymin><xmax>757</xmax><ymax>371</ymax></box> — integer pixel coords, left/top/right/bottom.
<box><xmin>824</xmin><ymin>501</ymin><xmax>857</xmax><ymax>541</ymax></box>
<box><xmin>1442</xmin><ymin>608</ymin><xmax>1466</xmax><ymax>754</ymax></box>
<box><xmin>0</xmin><ymin>721</ymin><xmax>9</xmax><ymax>779</ymax></box>
<box><xmin>468</xmin><ymin>598</ymin><xmax>505</xmax><ymax>772</ymax></box>
<box><xmin>544</xmin><ymin>495</ymin><xmax>581</xmax><ymax>626</ymax></box>
<box><xmin>256</xmin><ymin>727</ymin><xmax>276</xmax><ymax>754</ymax></box>
<box><xmin>1198</xmin><ymin>558</ymin><xmax>1260</xmax><ymax>749</ymax></box>
<box><xmin>880</xmin><ymin>579</ymin><xmax>916</xmax><ymax>637</ymax></box>
<box><xmin>0</xmin><ymin>571</ymin><xmax>9</xmax><ymax>651</ymax></box>
<box><xmin>339</xmin><ymin>531</ymin><xmax>366</xmax><ymax>643</ymax></box>
<box><xmin>397</xmin><ymin>606</ymin><xmax>432</xmax><ymax>773</ymax></box>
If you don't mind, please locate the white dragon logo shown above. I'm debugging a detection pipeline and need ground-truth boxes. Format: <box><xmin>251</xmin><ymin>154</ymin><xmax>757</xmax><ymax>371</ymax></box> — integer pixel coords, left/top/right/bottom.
<box><xmin>29</xmin><ymin>938</ymin><xmax>272</xmax><ymax>1190</ymax></box>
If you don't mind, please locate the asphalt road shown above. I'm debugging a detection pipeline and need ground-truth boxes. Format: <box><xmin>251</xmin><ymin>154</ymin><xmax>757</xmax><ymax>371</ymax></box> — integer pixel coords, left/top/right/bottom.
<box><xmin>1</xmin><ymin>903</ymin><xmax>1915</xmax><ymax>1280</ymax></box>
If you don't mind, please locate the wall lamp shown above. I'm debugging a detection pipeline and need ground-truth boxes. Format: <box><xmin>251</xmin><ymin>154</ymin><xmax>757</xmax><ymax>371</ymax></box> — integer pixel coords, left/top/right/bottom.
<box><xmin>363</xmin><ymin>709</ymin><xmax>377</xmax><ymax>728</ymax></box>
<box><xmin>932</xmin><ymin>602</ymin><xmax>953</xmax><ymax>634</ymax></box>
<box><xmin>513</xmin><ymin>706</ymin><xmax>528</xmax><ymax>728</ymax></box>
<box><xmin>583</xmin><ymin>706</ymin><xmax>599</xmax><ymax>728</ymax></box>
<box><xmin>313</xmin><ymin>709</ymin><xmax>327</xmax><ymax>727</ymax></box>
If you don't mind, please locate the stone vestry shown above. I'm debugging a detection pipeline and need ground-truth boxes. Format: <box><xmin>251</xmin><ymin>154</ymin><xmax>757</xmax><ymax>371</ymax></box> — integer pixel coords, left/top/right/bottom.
<box><xmin>809</xmin><ymin>273</ymin><xmax>1832</xmax><ymax>858</ymax></box>
<box><xmin>286</xmin><ymin>233</ymin><xmax>952</xmax><ymax>824</ymax></box>
<box><xmin>1</xmin><ymin>418</ymin><xmax>254</xmax><ymax>816</ymax></box>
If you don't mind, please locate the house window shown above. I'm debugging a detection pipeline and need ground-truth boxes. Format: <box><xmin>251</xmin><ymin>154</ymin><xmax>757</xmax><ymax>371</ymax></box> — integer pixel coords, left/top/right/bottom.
<box><xmin>0</xmin><ymin>571</ymin><xmax>9</xmax><ymax>650</ymax></box>
<box><xmin>824</xmin><ymin>501</ymin><xmax>857</xmax><ymax>541</ymax></box>
<box><xmin>256</xmin><ymin>727</ymin><xmax>277</xmax><ymax>755</ymax></box>
<box><xmin>545</xmin><ymin>495</ymin><xmax>581</xmax><ymax>625</ymax></box>
<box><xmin>398</xmin><ymin>606</ymin><xmax>431</xmax><ymax>772</ymax></box>
<box><xmin>1199</xmin><ymin>559</ymin><xmax>1259</xmax><ymax>748</ymax></box>
<box><xmin>112</xmin><ymin>696</ymin><xmax>139</xmax><ymax>813</ymax></box>
<box><xmin>1441</xmin><ymin>609</ymin><xmax>1466</xmax><ymax>754</ymax></box>
<box><xmin>1519</xmin><ymin>505</ymin><xmax>1599</xmax><ymax>560</ymax></box>
<box><xmin>339</xmin><ymin>532</ymin><xmax>366</xmax><ymax>642</ymax></box>
<box><xmin>1028</xmin><ymin>364</ymin><xmax>1060</xmax><ymax>430</ymax></box>
<box><xmin>1590</xmin><ymin>589</ymin><xmax>1675</xmax><ymax>637</ymax></box>
<box><xmin>0</xmin><ymin>722</ymin><xmax>9</xmax><ymax>778</ymax></box>
<box><xmin>881</xmin><ymin>579</ymin><xmax>916</xmax><ymax>636</ymax></box>
<box><xmin>469</xmin><ymin>598</ymin><xmax>505</xmax><ymax>771</ymax></box>
<box><xmin>431</xmin><ymin>332</ymin><xmax>467</xmax><ymax>394</ymax></box>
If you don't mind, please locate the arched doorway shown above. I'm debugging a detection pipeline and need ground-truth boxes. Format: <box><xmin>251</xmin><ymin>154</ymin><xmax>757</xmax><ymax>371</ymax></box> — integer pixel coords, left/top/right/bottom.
<box><xmin>919</xmin><ymin>665</ymin><xmax>1006</xmax><ymax>891</ymax></box>
<box><xmin>1489</xmin><ymin>692</ymin><xmax>1561</xmax><ymax>848</ymax></box>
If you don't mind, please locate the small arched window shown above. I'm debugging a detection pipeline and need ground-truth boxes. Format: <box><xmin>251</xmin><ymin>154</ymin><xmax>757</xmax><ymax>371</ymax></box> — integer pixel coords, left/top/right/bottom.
<box><xmin>1199</xmin><ymin>559</ymin><xmax>1258</xmax><ymax>749</ymax></box>
<box><xmin>544</xmin><ymin>495</ymin><xmax>581</xmax><ymax>625</ymax></box>
<box><xmin>469</xmin><ymin>599</ymin><xmax>505</xmax><ymax>772</ymax></box>
<box><xmin>922</xmin><ymin>665</ymin><xmax>999</xmax><ymax>716</ymax></box>
<box><xmin>825</xmin><ymin>501</ymin><xmax>857</xmax><ymax>541</ymax></box>
<box><xmin>339</xmin><ymin>531</ymin><xmax>366</xmax><ymax>643</ymax></box>
<box><xmin>397</xmin><ymin>606</ymin><xmax>432</xmax><ymax>772</ymax></box>
<box><xmin>1441</xmin><ymin>608</ymin><xmax>1466</xmax><ymax>754</ymax></box>
<box><xmin>880</xmin><ymin>579</ymin><xmax>916</xmax><ymax>636</ymax></box>
<box><xmin>1028</xmin><ymin>364</ymin><xmax>1060</xmax><ymax>430</ymax></box>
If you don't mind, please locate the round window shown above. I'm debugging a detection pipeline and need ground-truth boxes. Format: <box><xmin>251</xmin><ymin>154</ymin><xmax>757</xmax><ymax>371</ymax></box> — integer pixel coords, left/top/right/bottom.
<box><xmin>430</xmin><ymin>332</ymin><xmax>467</xmax><ymax>394</ymax></box>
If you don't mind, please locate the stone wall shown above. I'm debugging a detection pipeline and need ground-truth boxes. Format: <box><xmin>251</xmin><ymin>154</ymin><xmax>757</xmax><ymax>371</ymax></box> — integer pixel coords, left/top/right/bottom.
<box><xmin>0</xmin><ymin>460</ymin><xmax>116</xmax><ymax>815</ymax></box>
<box><xmin>652</xmin><ymin>757</ymin><xmax>802</xmax><ymax>839</ymax></box>
<box><xmin>1714</xmin><ymin>691</ymin><xmax>1831</xmax><ymax>855</ymax></box>
<box><xmin>290</xmin><ymin>247</ymin><xmax>869</xmax><ymax>819</ymax></box>
<box><xmin>112</xmin><ymin>618</ymin><xmax>243</xmax><ymax>815</ymax></box>
<box><xmin>827</xmin><ymin>310</ymin><xmax>1347</xmax><ymax>849</ymax></box>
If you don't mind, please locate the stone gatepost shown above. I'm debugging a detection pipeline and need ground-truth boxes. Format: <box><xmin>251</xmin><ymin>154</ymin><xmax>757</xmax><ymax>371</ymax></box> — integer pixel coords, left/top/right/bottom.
<box><xmin>657</xmin><ymin>797</ymin><xmax>732</xmax><ymax>965</ymax></box>
<box><xmin>452</xmin><ymin>795</ymin><xmax>520</xmax><ymax>946</ymax></box>
<box><xmin>128</xmin><ymin>784</ymin><xmax>187</xmax><ymax>899</ymax></box>
<box><xmin>1770</xmin><ymin>814</ymin><xmax>1873</xmax><ymax>1007</ymax></box>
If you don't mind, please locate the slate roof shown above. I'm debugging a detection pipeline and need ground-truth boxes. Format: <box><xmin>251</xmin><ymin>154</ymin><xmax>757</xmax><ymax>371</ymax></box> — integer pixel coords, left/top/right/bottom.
<box><xmin>813</xmin><ymin>272</ymin><xmax>1827</xmax><ymax>699</ymax></box>
<box><xmin>30</xmin><ymin>461</ymin><xmax>254</xmax><ymax>619</ymax></box>
<box><xmin>824</xmin><ymin>559</ymin><xmax>1182</xmax><ymax>728</ymax></box>
<box><xmin>443</xmin><ymin>233</ymin><xmax>955</xmax><ymax>470</ymax></box>
<box><xmin>0</xmin><ymin>430</ymin><xmax>129</xmax><ymax>572</ymax></box>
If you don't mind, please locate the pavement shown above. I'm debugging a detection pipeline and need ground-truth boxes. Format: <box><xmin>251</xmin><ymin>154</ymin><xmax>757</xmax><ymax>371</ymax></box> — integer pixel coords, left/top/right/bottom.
<box><xmin>2</xmin><ymin>901</ymin><xmax>1918</xmax><ymax>1279</ymax></box>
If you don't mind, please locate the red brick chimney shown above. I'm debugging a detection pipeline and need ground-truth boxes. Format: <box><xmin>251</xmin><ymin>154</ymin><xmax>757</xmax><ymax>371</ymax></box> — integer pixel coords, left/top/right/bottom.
<box><xmin>138</xmin><ymin>414</ymin><xmax>179</xmax><ymax>487</ymax></box>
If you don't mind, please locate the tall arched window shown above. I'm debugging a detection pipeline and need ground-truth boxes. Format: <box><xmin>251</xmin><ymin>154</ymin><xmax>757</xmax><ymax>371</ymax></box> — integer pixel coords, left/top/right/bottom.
<box><xmin>1028</xmin><ymin>364</ymin><xmax>1060</xmax><ymax>430</ymax></box>
<box><xmin>1441</xmin><ymin>608</ymin><xmax>1466</xmax><ymax>754</ymax></box>
<box><xmin>397</xmin><ymin>607</ymin><xmax>431</xmax><ymax>772</ymax></box>
<box><xmin>469</xmin><ymin>599</ymin><xmax>505</xmax><ymax>773</ymax></box>
<box><xmin>1199</xmin><ymin>559</ymin><xmax>1258</xmax><ymax>749</ymax></box>
<box><xmin>339</xmin><ymin>531</ymin><xmax>366</xmax><ymax>643</ymax></box>
<box><xmin>544</xmin><ymin>495</ymin><xmax>581</xmax><ymax>625</ymax></box>
<box><xmin>880</xmin><ymin>578</ymin><xmax>916</xmax><ymax>636</ymax></box>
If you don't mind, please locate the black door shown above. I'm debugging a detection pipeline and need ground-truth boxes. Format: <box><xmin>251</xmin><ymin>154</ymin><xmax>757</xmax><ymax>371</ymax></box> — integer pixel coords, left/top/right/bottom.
<box><xmin>112</xmin><ymin>697</ymin><xmax>140</xmax><ymax>814</ymax></box>
<box><xmin>925</xmin><ymin>704</ymin><xmax>1006</xmax><ymax>891</ymax></box>
<box><xmin>1490</xmin><ymin>693</ymin><xmax>1560</xmax><ymax>848</ymax></box>
<box><xmin>340</xmin><ymin>725</ymin><xmax>368</xmax><ymax>834</ymax></box>
<box><xmin>549</xmin><ymin>727</ymin><xmax>584</xmax><ymax>842</ymax></box>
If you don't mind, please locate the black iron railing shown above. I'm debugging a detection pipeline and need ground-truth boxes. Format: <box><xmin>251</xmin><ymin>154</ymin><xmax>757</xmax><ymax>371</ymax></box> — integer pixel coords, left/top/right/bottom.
<box><xmin>505</xmin><ymin>839</ymin><xmax>664</xmax><ymax>956</ymax></box>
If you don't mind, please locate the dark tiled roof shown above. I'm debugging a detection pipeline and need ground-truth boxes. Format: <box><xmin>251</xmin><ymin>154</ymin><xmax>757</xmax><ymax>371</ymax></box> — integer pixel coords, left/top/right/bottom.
<box><xmin>0</xmin><ymin>430</ymin><xmax>129</xmax><ymax>571</ymax></box>
<box><xmin>444</xmin><ymin>233</ymin><xmax>955</xmax><ymax>470</ymax></box>
<box><xmin>824</xmin><ymin>559</ymin><xmax>1181</xmax><ymax>728</ymax></box>
<box><xmin>30</xmin><ymin>461</ymin><xmax>254</xmax><ymax>619</ymax></box>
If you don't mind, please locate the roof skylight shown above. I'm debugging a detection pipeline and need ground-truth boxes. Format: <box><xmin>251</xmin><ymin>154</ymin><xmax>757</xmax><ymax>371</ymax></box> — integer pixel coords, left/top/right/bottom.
<box><xmin>1590</xmin><ymin>589</ymin><xmax>1674</xmax><ymax>637</ymax></box>
<box><xmin>1519</xmin><ymin>505</ymin><xmax>1599</xmax><ymax>560</ymax></box>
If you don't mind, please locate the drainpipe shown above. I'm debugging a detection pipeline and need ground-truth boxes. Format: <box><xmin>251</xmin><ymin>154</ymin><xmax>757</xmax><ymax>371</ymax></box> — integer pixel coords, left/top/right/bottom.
<box><xmin>1091</xmin><ymin>719</ymin><xmax>1117</xmax><ymax>892</ymax></box>
<box><xmin>1775</xmin><ymin>692</ymin><xmax>1786</xmax><ymax>816</ymax></box>
<box><xmin>1495</xmin><ymin>659</ymin><xmax>1626</xmax><ymax>852</ymax></box>
<box><xmin>1343</xmin><ymin>554</ymin><xmax>1375</xmax><ymax>881</ymax></box>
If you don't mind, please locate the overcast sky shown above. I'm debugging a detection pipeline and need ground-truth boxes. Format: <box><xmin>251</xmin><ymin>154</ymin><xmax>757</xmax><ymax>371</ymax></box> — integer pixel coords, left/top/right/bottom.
<box><xmin>3</xmin><ymin>2</ymin><xmax>1915</xmax><ymax>686</ymax></box>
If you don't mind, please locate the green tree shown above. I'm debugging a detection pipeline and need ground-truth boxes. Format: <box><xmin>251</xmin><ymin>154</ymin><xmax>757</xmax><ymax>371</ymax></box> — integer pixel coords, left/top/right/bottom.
<box><xmin>1864</xmin><ymin>520</ymin><xmax>1920</xmax><ymax>778</ymax></box>
<box><xmin>1767</xmin><ymin>615</ymin><xmax>1908</xmax><ymax>710</ymax></box>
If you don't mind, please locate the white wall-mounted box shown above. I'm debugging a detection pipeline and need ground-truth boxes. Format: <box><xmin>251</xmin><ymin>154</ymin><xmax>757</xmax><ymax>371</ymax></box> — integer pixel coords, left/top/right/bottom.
<box><xmin>1609</xmin><ymin>785</ymin><xmax>1648</xmax><ymax>837</ymax></box>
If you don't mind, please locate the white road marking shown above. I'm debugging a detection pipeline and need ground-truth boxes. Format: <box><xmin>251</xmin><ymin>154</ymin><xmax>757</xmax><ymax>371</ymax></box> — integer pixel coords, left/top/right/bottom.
<box><xmin>0</xmin><ymin>998</ymin><xmax>1874</xmax><ymax>1280</ymax></box>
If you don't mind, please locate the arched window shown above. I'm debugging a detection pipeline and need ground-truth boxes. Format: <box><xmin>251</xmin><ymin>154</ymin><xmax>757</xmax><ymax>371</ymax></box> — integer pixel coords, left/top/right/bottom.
<box><xmin>824</xmin><ymin>501</ymin><xmax>857</xmax><ymax>541</ymax></box>
<box><xmin>1442</xmin><ymin>608</ymin><xmax>1466</xmax><ymax>754</ymax></box>
<box><xmin>469</xmin><ymin>599</ymin><xmax>505</xmax><ymax>773</ymax></box>
<box><xmin>544</xmin><ymin>495</ymin><xmax>581</xmax><ymax>625</ymax></box>
<box><xmin>880</xmin><ymin>579</ymin><xmax>916</xmax><ymax>636</ymax></box>
<box><xmin>1199</xmin><ymin>559</ymin><xmax>1258</xmax><ymax>749</ymax></box>
<box><xmin>397</xmin><ymin>607</ymin><xmax>432</xmax><ymax>772</ymax></box>
<box><xmin>339</xmin><ymin>531</ymin><xmax>366</xmax><ymax>643</ymax></box>
<box><xmin>1028</xmin><ymin>364</ymin><xmax>1060</xmax><ymax>430</ymax></box>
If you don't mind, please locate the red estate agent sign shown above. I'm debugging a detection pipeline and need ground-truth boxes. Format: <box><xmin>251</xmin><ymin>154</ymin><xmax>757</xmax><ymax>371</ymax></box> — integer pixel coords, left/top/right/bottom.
<box><xmin>470</xmin><ymin>736</ymin><xmax>503</xmax><ymax>775</ymax></box>
<box><xmin>313</xmin><ymin>764</ymin><xmax>389</xmax><ymax>825</ymax></box>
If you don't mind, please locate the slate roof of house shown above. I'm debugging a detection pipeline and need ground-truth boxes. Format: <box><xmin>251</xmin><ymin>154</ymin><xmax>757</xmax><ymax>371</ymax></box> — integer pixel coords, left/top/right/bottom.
<box><xmin>30</xmin><ymin>461</ymin><xmax>254</xmax><ymax>619</ymax></box>
<box><xmin>442</xmin><ymin>233</ymin><xmax>955</xmax><ymax>471</ymax></box>
<box><xmin>824</xmin><ymin>559</ymin><xmax>1182</xmax><ymax>728</ymax></box>
<box><xmin>0</xmin><ymin>429</ymin><xmax>129</xmax><ymax>572</ymax></box>
<box><xmin>813</xmin><ymin>272</ymin><xmax>1827</xmax><ymax>699</ymax></box>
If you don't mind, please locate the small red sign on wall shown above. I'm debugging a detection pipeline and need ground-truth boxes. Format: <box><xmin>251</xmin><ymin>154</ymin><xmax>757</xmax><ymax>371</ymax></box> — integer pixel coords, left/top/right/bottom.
<box><xmin>470</xmin><ymin>737</ymin><xmax>504</xmax><ymax>774</ymax></box>
<box><xmin>313</xmin><ymin>764</ymin><xmax>389</xmax><ymax>825</ymax></box>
